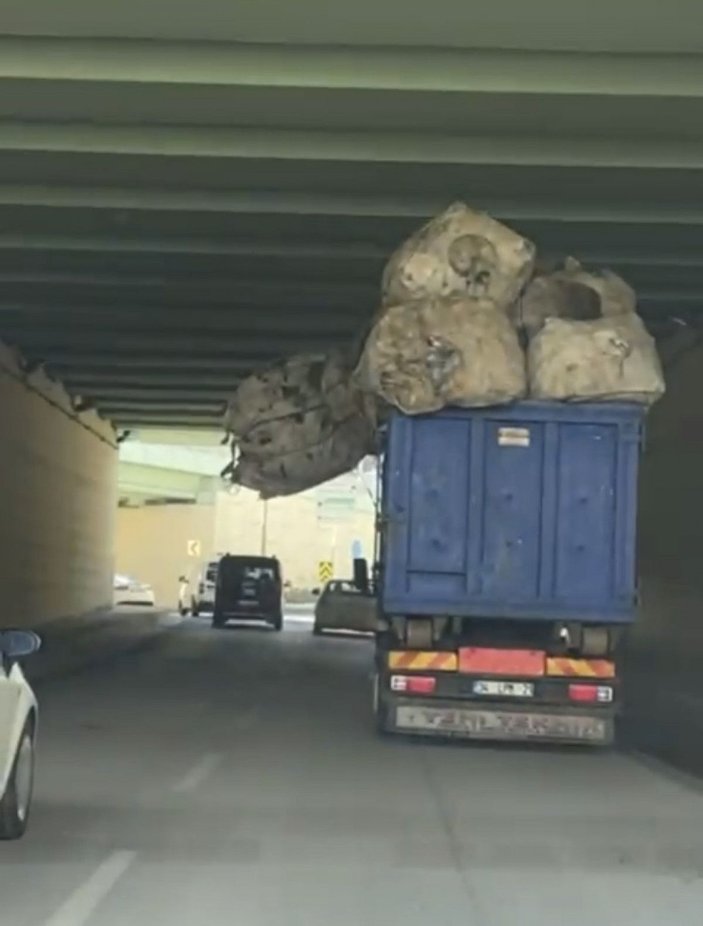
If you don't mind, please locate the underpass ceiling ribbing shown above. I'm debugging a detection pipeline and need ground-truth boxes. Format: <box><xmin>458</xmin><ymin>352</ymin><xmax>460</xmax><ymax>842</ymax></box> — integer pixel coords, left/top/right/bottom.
<box><xmin>0</xmin><ymin>34</ymin><xmax>701</xmax><ymax>426</ymax></box>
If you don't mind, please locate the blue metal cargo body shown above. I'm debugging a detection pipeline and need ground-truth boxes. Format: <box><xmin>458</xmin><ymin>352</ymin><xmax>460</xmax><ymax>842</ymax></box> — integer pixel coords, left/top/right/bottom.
<box><xmin>381</xmin><ymin>402</ymin><xmax>644</xmax><ymax>623</ymax></box>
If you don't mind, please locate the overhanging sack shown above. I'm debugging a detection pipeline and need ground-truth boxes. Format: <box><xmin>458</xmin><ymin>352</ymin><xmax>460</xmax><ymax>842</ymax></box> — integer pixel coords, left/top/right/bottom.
<box><xmin>528</xmin><ymin>314</ymin><xmax>665</xmax><ymax>405</ymax></box>
<box><xmin>231</xmin><ymin>411</ymin><xmax>374</xmax><ymax>498</ymax></box>
<box><xmin>355</xmin><ymin>296</ymin><xmax>526</xmax><ymax>414</ymax></box>
<box><xmin>223</xmin><ymin>352</ymin><xmax>376</xmax><ymax>497</ymax></box>
<box><xmin>224</xmin><ymin>352</ymin><xmax>355</xmax><ymax>454</ymax></box>
<box><xmin>382</xmin><ymin>202</ymin><xmax>536</xmax><ymax>311</ymax></box>
<box><xmin>517</xmin><ymin>258</ymin><xmax>636</xmax><ymax>337</ymax></box>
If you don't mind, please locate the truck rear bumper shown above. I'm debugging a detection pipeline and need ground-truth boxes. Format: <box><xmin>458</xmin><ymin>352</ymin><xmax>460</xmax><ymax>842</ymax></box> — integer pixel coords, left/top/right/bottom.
<box><xmin>382</xmin><ymin>696</ymin><xmax>614</xmax><ymax>745</ymax></box>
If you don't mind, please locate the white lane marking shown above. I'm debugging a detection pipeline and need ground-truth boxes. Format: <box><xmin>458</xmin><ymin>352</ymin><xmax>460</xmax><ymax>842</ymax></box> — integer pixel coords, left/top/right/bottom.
<box><xmin>172</xmin><ymin>752</ymin><xmax>222</xmax><ymax>793</ymax></box>
<box><xmin>43</xmin><ymin>850</ymin><xmax>135</xmax><ymax>926</ymax></box>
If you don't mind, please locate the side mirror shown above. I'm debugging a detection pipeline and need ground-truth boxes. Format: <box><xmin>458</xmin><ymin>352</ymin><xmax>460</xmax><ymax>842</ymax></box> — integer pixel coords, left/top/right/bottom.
<box><xmin>353</xmin><ymin>557</ymin><xmax>370</xmax><ymax>595</ymax></box>
<box><xmin>311</xmin><ymin>587</ymin><xmax>321</xmax><ymax>597</ymax></box>
<box><xmin>0</xmin><ymin>630</ymin><xmax>42</xmax><ymax>660</ymax></box>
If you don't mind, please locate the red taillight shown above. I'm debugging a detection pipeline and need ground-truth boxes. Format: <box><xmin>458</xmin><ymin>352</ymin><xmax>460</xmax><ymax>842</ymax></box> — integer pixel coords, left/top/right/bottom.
<box><xmin>568</xmin><ymin>684</ymin><xmax>613</xmax><ymax>703</ymax></box>
<box><xmin>568</xmin><ymin>684</ymin><xmax>599</xmax><ymax>703</ymax></box>
<box><xmin>390</xmin><ymin>675</ymin><xmax>436</xmax><ymax>695</ymax></box>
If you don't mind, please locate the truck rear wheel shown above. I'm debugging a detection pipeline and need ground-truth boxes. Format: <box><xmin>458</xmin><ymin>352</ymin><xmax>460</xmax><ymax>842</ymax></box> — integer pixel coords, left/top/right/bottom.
<box><xmin>373</xmin><ymin>674</ymin><xmax>391</xmax><ymax>735</ymax></box>
<box><xmin>581</xmin><ymin>627</ymin><xmax>611</xmax><ymax>658</ymax></box>
<box><xmin>405</xmin><ymin>618</ymin><xmax>433</xmax><ymax>649</ymax></box>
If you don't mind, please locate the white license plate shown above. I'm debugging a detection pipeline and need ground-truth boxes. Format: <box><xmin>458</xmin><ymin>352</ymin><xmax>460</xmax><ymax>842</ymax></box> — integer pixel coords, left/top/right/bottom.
<box><xmin>395</xmin><ymin>706</ymin><xmax>607</xmax><ymax>742</ymax></box>
<box><xmin>472</xmin><ymin>680</ymin><xmax>534</xmax><ymax>698</ymax></box>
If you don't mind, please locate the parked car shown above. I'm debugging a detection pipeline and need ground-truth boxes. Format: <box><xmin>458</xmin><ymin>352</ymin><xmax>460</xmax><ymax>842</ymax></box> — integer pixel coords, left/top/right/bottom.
<box><xmin>213</xmin><ymin>555</ymin><xmax>283</xmax><ymax>630</ymax></box>
<box><xmin>178</xmin><ymin>559</ymin><xmax>221</xmax><ymax>616</ymax></box>
<box><xmin>313</xmin><ymin>580</ymin><xmax>378</xmax><ymax>635</ymax></box>
<box><xmin>0</xmin><ymin>629</ymin><xmax>41</xmax><ymax>840</ymax></box>
<box><xmin>113</xmin><ymin>574</ymin><xmax>155</xmax><ymax>607</ymax></box>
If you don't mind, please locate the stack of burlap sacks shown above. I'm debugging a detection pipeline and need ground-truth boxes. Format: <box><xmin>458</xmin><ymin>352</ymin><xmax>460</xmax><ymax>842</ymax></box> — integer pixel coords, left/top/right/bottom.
<box><xmin>224</xmin><ymin>202</ymin><xmax>664</xmax><ymax>497</ymax></box>
<box><xmin>355</xmin><ymin>202</ymin><xmax>664</xmax><ymax>413</ymax></box>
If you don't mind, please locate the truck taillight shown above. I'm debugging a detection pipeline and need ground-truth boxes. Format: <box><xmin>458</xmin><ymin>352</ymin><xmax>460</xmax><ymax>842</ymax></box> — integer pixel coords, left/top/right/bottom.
<box><xmin>390</xmin><ymin>675</ymin><xmax>437</xmax><ymax>695</ymax></box>
<box><xmin>568</xmin><ymin>684</ymin><xmax>613</xmax><ymax>704</ymax></box>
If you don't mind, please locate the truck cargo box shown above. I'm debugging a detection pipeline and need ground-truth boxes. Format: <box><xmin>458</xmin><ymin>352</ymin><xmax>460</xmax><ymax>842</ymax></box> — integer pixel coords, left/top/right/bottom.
<box><xmin>381</xmin><ymin>402</ymin><xmax>644</xmax><ymax>623</ymax></box>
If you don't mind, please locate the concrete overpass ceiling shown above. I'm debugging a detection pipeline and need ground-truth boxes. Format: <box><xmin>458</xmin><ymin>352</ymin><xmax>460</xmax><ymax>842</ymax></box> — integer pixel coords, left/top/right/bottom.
<box><xmin>0</xmin><ymin>12</ymin><xmax>701</xmax><ymax>428</ymax></box>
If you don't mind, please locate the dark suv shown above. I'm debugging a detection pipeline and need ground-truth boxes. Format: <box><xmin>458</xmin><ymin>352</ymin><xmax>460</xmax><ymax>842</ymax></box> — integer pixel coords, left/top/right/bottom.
<box><xmin>212</xmin><ymin>555</ymin><xmax>283</xmax><ymax>631</ymax></box>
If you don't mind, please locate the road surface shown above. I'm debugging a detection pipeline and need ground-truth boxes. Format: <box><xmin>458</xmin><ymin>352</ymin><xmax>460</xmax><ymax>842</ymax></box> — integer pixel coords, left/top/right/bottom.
<box><xmin>1</xmin><ymin>613</ymin><xmax>702</xmax><ymax>925</ymax></box>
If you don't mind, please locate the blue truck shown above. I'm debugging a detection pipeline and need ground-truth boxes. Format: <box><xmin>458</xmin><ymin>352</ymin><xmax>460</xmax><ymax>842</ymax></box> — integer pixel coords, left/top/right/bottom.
<box><xmin>372</xmin><ymin>401</ymin><xmax>644</xmax><ymax>745</ymax></box>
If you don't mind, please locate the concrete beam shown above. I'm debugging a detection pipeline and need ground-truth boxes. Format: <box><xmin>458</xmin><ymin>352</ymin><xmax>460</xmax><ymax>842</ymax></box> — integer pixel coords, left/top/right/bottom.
<box><xmin>72</xmin><ymin>386</ymin><xmax>235</xmax><ymax>400</ymax></box>
<box><xmin>0</xmin><ymin>273</ymin><xmax>378</xmax><ymax>299</ymax></box>
<box><xmin>2</xmin><ymin>234</ymin><xmax>703</xmax><ymax>270</ymax></box>
<box><xmin>2</xmin><ymin>185</ymin><xmax>703</xmax><ymax>227</ymax></box>
<box><xmin>0</xmin><ymin>4</ymin><xmax>699</xmax><ymax>55</ymax></box>
<box><xmin>0</xmin><ymin>306</ymin><xmax>372</xmax><ymax>333</ymax></box>
<box><xmin>3</xmin><ymin>121</ymin><xmax>702</xmax><ymax>169</ymax></box>
<box><xmin>2</xmin><ymin>331</ymin><xmax>344</xmax><ymax>353</ymax></box>
<box><xmin>0</xmin><ymin>234</ymin><xmax>387</xmax><ymax>261</ymax></box>
<box><xmin>58</xmin><ymin>369</ymin><xmax>253</xmax><ymax>385</ymax></box>
<box><xmin>2</xmin><ymin>39</ymin><xmax>702</xmax><ymax>99</ymax></box>
<box><xmin>101</xmin><ymin>400</ymin><xmax>225</xmax><ymax>413</ymax></box>
<box><xmin>114</xmin><ymin>418</ymin><xmax>223</xmax><ymax>429</ymax></box>
<box><xmin>45</xmin><ymin>352</ymin><xmax>298</xmax><ymax>370</ymax></box>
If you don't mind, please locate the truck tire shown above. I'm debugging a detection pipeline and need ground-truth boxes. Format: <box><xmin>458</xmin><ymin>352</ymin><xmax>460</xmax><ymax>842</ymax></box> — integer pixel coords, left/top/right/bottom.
<box><xmin>373</xmin><ymin>675</ymin><xmax>391</xmax><ymax>736</ymax></box>
<box><xmin>0</xmin><ymin>723</ymin><xmax>35</xmax><ymax>840</ymax></box>
<box><xmin>212</xmin><ymin>611</ymin><xmax>225</xmax><ymax>629</ymax></box>
<box><xmin>581</xmin><ymin>626</ymin><xmax>610</xmax><ymax>658</ymax></box>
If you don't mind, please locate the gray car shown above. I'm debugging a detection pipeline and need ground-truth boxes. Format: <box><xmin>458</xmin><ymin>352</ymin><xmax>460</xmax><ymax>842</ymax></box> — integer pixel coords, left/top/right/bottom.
<box><xmin>313</xmin><ymin>580</ymin><xmax>378</xmax><ymax>635</ymax></box>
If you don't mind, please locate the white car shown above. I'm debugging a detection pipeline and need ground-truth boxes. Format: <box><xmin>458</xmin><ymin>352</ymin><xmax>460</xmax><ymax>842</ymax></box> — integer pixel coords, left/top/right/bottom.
<box><xmin>313</xmin><ymin>580</ymin><xmax>378</xmax><ymax>635</ymax></box>
<box><xmin>0</xmin><ymin>630</ymin><xmax>40</xmax><ymax>840</ymax></box>
<box><xmin>179</xmin><ymin>559</ymin><xmax>220</xmax><ymax>617</ymax></box>
<box><xmin>113</xmin><ymin>574</ymin><xmax>155</xmax><ymax>607</ymax></box>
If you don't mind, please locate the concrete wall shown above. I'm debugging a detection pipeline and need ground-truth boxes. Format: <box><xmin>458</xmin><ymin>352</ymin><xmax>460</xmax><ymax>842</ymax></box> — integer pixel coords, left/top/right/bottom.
<box><xmin>626</xmin><ymin>343</ymin><xmax>703</xmax><ymax>772</ymax></box>
<box><xmin>115</xmin><ymin>484</ymin><xmax>376</xmax><ymax>606</ymax></box>
<box><xmin>115</xmin><ymin>503</ymin><xmax>216</xmax><ymax>605</ymax></box>
<box><xmin>0</xmin><ymin>344</ymin><xmax>117</xmax><ymax>624</ymax></box>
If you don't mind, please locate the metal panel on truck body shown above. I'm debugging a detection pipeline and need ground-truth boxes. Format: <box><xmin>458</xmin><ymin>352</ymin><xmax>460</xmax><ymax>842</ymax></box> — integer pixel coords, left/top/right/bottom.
<box><xmin>381</xmin><ymin>402</ymin><xmax>643</xmax><ymax>623</ymax></box>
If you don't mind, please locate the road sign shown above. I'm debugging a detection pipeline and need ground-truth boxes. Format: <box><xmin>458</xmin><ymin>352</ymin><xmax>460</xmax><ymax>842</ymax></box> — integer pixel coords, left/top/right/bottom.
<box><xmin>187</xmin><ymin>539</ymin><xmax>201</xmax><ymax>558</ymax></box>
<box><xmin>318</xmin><ymin>560</ymin><xmax>333</xmax><ymax>583</ymax></box>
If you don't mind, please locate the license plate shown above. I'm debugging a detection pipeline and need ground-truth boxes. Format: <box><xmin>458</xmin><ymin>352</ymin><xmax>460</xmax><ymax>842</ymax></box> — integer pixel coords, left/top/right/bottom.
<box><xmin>395</xmin><ymin>705</ymin><xmax>607</xmax><ymax>742</ymax></box>
<box><xmin>473</xmin><ymin>680</ymin><xmax>534</xmax><ymax>698</ymax></box>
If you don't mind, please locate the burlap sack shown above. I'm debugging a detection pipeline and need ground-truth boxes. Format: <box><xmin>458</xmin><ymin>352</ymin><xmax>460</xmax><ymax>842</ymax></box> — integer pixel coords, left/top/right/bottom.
<box><xmin>225</xmin><ymin>352</ymin><xmax>354</xmax><ymax>452</ymax></box>
<box><xmin>382</xmin><ymin>202</ymin><xmax>536</xmax><ymax>311</ymax></box>
<box><xmin>223</xmin><ymin>352</ymin><xmax>375</xmax><ymax>497</ymax></box>
<box><xmin>355</xmin><ymin>296</ymin><xmax>526</xmax><ymax>414</ymax></box>
<box><xmin>528</xmin><ymin>314</ymin><xmax>665</xmax><ymax>405</ymax></box>
<box><xmin>231</xmin><ymin>411</ymin><xmax>374</xmax><ymax>498</ymax></box>
<box><xmin>517</xmin><ymin>258</ymin><xmax>636</xmax><ymax>337</ymax></box>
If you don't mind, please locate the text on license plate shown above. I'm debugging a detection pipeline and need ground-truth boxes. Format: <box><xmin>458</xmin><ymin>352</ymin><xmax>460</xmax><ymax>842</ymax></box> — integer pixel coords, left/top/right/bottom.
<box><xmin>395</xmin><ymin>706</ymin><xmax>607</xmax><ymax>742</ymax></box>
<box><xmin>473</xmin><ymin>680</ymin><xmax>534</xmax><ymax>697</ymax></box>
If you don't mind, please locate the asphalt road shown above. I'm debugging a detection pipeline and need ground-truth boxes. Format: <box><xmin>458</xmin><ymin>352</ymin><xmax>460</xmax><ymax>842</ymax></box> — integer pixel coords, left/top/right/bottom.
<box><xmin>1</xmin><ymin>612</ymin><xmax>703</xmax><ymax>926</ymax></box>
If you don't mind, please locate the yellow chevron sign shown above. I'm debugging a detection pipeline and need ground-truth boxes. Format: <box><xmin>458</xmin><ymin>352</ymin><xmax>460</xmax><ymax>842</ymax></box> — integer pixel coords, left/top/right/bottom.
<box><xmin>318</xmin><ymin>560</ymin><xmax>333</xmax><ymax>583</ymax></box>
